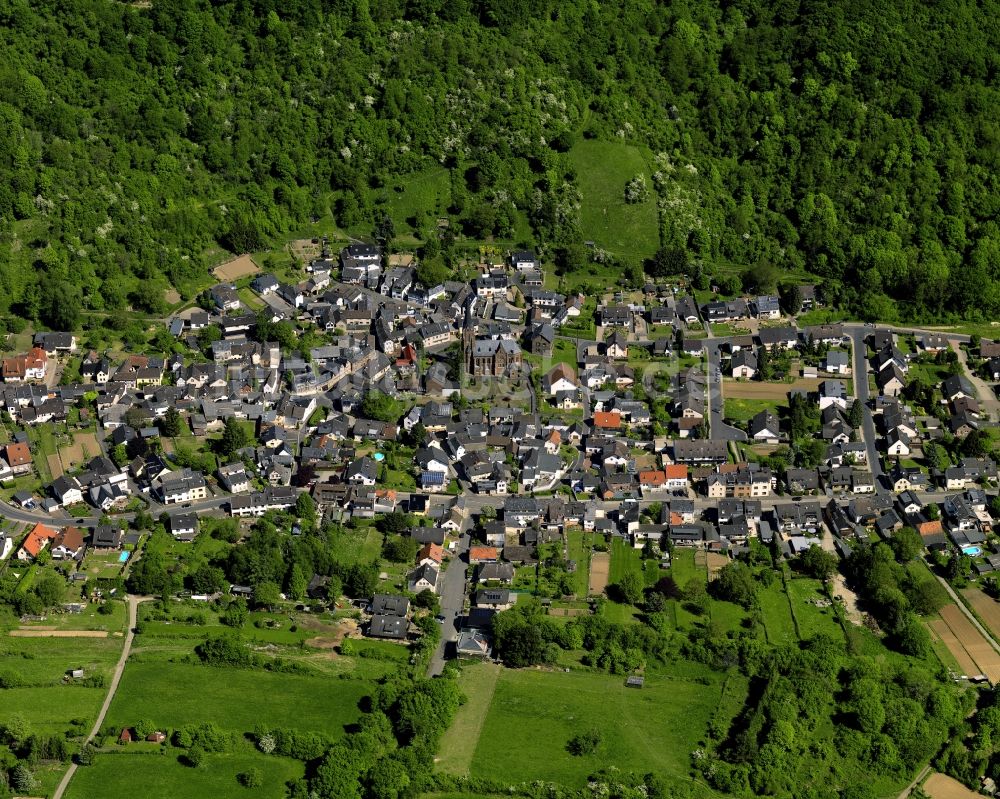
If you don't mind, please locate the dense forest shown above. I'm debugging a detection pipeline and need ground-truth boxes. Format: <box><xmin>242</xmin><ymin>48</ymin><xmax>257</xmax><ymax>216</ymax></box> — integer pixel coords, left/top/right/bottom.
<box><xmin>1</xmin><ymin>0</ymin><xmax>999</xmax><ymax>324</ymax></box>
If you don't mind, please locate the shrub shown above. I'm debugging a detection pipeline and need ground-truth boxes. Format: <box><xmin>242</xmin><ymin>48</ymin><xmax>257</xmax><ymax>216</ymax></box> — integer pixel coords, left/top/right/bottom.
<box><xmin>567</xmin><ymin>728</ymin><xmax>602</xmax><ymax>756</ymax></box>
<box><xmin>238</xmin><ymin>767</ymin><xmax>262</xmax><ymax>788</ymax></box>
<box><xmin>184</xmin><ymin>745</ymin><xmax>205</xmax><ymax>767</ymax></box>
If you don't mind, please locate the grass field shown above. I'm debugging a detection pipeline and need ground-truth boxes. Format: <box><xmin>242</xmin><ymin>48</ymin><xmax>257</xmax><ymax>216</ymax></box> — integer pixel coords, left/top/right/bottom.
<box><xmin>566</xmin><ymin>529</ymin><xmax>593</xmax><ymax>598</ymax></box>
<box><xmin>329</xmin><ymin>526</ymin><xmax>383</xmax><ymax>566</ymax></box>
<box><xmin>568</xmin><ymin>140</ymin><xmax>659</xmax><ymax>262</ymax></box>
<box><xmin>784</xmin><ymin>578</ymin><xmax>843</xmax><ymax>641</ymax></box>
<box><xmin>436</xmin><ymin>661</ymin><xmax>502</xmax><ymax>776</ymax></box>
<box><xmin>383</xmin><ymin>167</ymin><xmax>452</xmax><ymax>241</ymax></box>
<box><xmin>723</xmin><ymin>397</ymin><xmax>783</xmax><ymax>423</ymax></box>
<box><xmin>608</xmin><ymin>537</ymin><xmax>643</xmax><ymax>585</ymax></box>
<box><xmin>468</xmin><ymin>668</ymin><xmax>722</xmax><ymax>791</ymax></box>
<box><xmin>0</xmin><ymin>616</ymin><xmax>127</xmax><ymax>735</ymax></box>
<box><xmin>757</xmin><ymin>581</ymin><xmax>797</xmax><ymax>645</ymax></box>
<box><xmin>105</xmin><ymin>661</ymin><xmax>370</xmax><ymax>737</ymax></box>
<box><xmin>669</xmin><ymin>547</ymin><xmax>705</xmax><ymax>588</ymax></box>
<box><xmin>66</xmin><ymin>746</ymin><xmax>303</xmax><ymax>799</ymax></box>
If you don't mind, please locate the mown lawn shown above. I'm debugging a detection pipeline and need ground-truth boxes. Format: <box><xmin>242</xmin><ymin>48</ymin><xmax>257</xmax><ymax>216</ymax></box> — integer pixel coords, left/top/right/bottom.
<box><xmin>568</xmin><ymin>140</ymin><xmax>659</xmax><ymax>262</ymax></box>
<box><xmin>566</xmin><ymin>529</ymin><xmax>593</xmax><ymax>598</ymax></box>
<box><xmin>468</xmin><ymin>668</ymin><xmax>722</xmax><ymax>791</ymax></box>
<box><xmin>608</xmin><ymin>537</ymin><xmax>643</xmax><ymax>585</ymax></box>
<box><xmin>105</xmin><ymin>661</ymin><xmax>370</xmax><ymax>738</ymax></box>
<box><xmin>436</xmin><ymin>661</ymin><xmax>502</xmax><ymax>776</ymax></box>
<box><xmin>65</xmin><ymin>746</ymin><xmax>303</xmax><ymax>799</ymax></box>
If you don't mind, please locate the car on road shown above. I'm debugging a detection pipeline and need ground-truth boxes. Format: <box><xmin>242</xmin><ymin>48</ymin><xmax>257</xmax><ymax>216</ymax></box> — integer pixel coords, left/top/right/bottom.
<box><xmin>182</xmin><ymin>503</ymin><xmax>192</xmax><ymax>508</ymax></box>
<box><xmin>435</xmin><ymin>614</ymin><xmax>446</xmax><ymax>623</ymax></box>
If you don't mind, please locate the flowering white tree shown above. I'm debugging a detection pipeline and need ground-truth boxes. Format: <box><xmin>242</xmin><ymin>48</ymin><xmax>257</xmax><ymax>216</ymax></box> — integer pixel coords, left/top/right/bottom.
<box><xmin>624</xmin><ymin>174</ymin><xmax>649</xmax><ymax>204</ymax></box>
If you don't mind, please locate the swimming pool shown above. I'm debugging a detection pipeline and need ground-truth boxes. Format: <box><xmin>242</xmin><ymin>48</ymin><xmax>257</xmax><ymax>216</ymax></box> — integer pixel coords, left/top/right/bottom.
<box><xmin>962</xmin><ymin>546</ymin><xmax>982</xmax><ymax>557</ymax></box>
<box><xmin>372</xmin><ymin>452</ymin><xmax>385</xmax><ymax>462</ymax></box>
<box><xmin>119</xmin><ymin>551</ymin><xmax>130</xmax><ymax>563</ymax></box>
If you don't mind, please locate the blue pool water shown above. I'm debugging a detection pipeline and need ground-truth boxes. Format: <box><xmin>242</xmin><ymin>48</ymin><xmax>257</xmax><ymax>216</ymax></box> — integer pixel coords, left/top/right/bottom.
<box><xmin>963</xmin><ymin>546</ymin><xmax>982</xmax><ymax>557</ymax></box>
<box><xmin>119</xmin><ymin>551</ymin><xmax>130</xmax><ymax>563</ymax></box>
<box><xmin>372</xmin><ymin>452</ymin><xmax>385</xmax><ymax>462</ymax></box>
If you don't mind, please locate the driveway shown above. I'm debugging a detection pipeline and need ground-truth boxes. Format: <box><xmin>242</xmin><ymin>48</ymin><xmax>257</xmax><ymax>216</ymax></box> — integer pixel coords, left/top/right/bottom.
<box><xmin>705</xmin><ymin>338</ymin><xmax>747</xmax><ymax>441</ymax></box>
<box><xmin>951</xmin><ymin>338</ymin><xmax>1000</xmax><ymax>421</ymax></box>
<box><xmin>427</xmin><ymin>532</ymin><xmax>470</xmax><ymax>677</ymax></box>
<box><xmin>847</xmin><ymin>326</ymin><xmax>885</xmax><ymax>483</ymax></box>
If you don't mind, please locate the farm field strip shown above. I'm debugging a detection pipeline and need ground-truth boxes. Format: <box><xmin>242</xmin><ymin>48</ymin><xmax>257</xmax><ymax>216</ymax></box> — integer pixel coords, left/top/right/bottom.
<box><xmin>212</xmin><ymin>254</ymin><xmax>260</xmax><ymax>281</ymax></box>
<box><xmin>935</xmin><ymin>604</ymin><xmax>1000</xmax><ymax>681</ymax></box>
<box><xmin>724</xmin><ymin>378</ymin><xmax>823</xmax><ymax>399</ymax></box>
<box><xmin>589</xmin><ymin>552</ymin><xmax>610</xmax><ymax>595</ymax></box>
<box><xmin>923</xmin><ymin>771</ymin><xmax>983</xmax><ymax>799</ymax></box>
<box><xmin>960</xmin><ymin>587</ymin><xmax>1000</xmax><ymax>640</ymax></box>
<box><xmin>928</xmin><ymin>619</ymin><xmax>978</xmax><ymax>676</ymax></box>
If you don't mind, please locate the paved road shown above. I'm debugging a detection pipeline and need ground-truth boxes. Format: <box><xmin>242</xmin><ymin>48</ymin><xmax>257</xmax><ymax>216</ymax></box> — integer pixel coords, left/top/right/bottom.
<box><xmin>0</xmin><ymin>493</ymin><xmax>235</xmax><ymax>529</ymax></box>
<box><xmin>53</xmin><ymin>595</ymin><xmax>150</xmax><ymax>799</ymax></box>
<box><xmin>847</xmin><ymin>326</ymin><xmax>885</xmax><ymax>485</ymax></box>
<box><xmin>952</xmin><ymin>337</ymin><xmax>1000</xmax><ymax>421</ymax></box>
<box><xmin>705</xmin><ymin>338</ymin><xmax>747</xmax><ymax>441</ymax></box>
<box><xmin>427</xmin><ymin>532</ymin><xmax>470</xmax><ymax>677</ymax></box>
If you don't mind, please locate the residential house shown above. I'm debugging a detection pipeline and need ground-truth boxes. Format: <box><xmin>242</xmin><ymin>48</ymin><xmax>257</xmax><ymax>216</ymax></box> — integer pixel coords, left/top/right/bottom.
<box><xmin>50</xmin><ymin>527</ymin><xmax>85</xmax><ymax>560</ymax></box>
<box><xmin>17</xmin><ymin>523</ymin><xmax>57</xmax><ymax>561</ymax></box>
<box><xmin>4</xmin><ymin>442</ymin><xmax>32</xmax><ymax>475</ymax></box>
<box><xmin>731</xmin><ymin>350</ymin><xmax>758</xmax><ymax>379</ymax></box>
<box><xmin>407</xmin><ymin>563</ymin><xmax>439</xmax><ymax>594</ymax></box>
<box><xmin>155</xmin><ymin>469</ymin><xmax>208</xmax><ymax>504</ymax></box>
<box><xmin>819</xmin><ymin>380</ymin><xmax>849</xmax><ymax>411</ymax></box>
<box><xmin>475</xmin><ymin>589</ymin><xmax>514</xmax><ymax>611</ymax></box>
<box><xmin>749</xmin><ymin>410</ymin><xmax>780</xmax><ymax>444</ymax></box>
<box><xmin>825</xmin><ymin>350</ymin><xmax>850</xmax><ymax>374</ymax></box>
<box><xmin>218</xmin><ymin>462</ymin><xmax>252</xmax><ymax>494</ymax></box>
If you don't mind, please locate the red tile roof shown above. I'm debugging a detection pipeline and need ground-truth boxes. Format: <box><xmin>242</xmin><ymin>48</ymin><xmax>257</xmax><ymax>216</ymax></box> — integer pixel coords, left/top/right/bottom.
<box><xmin>593</xmin><ymin>411</ymin><xmax>621</xmax><ymax>429</ymax></box>
<box><xmin>21</xmin><ymin>523</ymin><xmax>57</xmax><ymax>558</ymax></box>
<box><xmin>4</xmin><ymin>442</ymin><xmax>31</xmax><ymax>467</ymax></box>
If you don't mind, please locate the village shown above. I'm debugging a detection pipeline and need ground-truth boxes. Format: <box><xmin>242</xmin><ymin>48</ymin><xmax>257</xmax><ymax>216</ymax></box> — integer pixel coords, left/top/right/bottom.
<box><xmin>0</xmin><ymin>241</ymin><xmax>998</xmax><ymax>683</ymax></box>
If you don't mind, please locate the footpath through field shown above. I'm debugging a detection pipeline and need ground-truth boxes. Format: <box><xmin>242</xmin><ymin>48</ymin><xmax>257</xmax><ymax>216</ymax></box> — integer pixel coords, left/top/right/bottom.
<box><xmin>52</xmin><ymin>595</ymin><xmax>150</xmax><ymax>799</ymax></box>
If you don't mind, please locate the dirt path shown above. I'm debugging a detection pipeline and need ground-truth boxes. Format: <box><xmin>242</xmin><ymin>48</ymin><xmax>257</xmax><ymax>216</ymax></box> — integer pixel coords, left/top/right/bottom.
<box><xmin>831</xmin><ymin>574</ymin><xmax>863</xmax><ymax>626</ymax></box>
<box><xmin>11</xmin><ymin>629</ymin><xmax>108</xmax><ymax>638</ymax></box>
<box><xmin>52</xmin><ymin>595</ymin><xmax>150</xmax><ymax>799</ymax></box>
<box><xmin>896</xmin><ymin>765</ymin><xmax>931</xmax><ymax>799</ymax></box>
<box><xmin>589</xmin><ymin>551</ymin><xmax>610</xmax><ymax>595</ymax></box>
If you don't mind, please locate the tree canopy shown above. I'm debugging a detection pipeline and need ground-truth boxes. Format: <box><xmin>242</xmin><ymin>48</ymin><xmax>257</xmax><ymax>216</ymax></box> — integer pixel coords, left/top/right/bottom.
<box><xmin>0</xmin><ymin>0</ymin><xmax>996</xmax><ymax>323</ymax></box>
